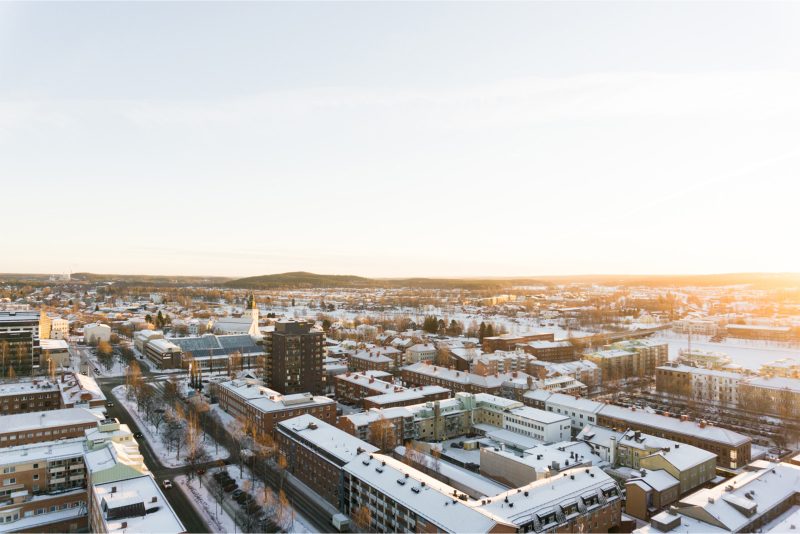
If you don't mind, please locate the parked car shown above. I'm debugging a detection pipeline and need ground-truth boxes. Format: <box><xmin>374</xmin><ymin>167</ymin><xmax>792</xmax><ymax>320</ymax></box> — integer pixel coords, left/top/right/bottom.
<box><xmin>232</xmin><ymin>489</ymin><xmax>244</xmax><ymax>499</ymax></box>
<box><xmin>162</xmin><ymin>480</ymin><xmax>173</xmax><ymax>489</ymax></box>
<box><xmin>106</xmin><ymin>402</ymin><xmax>115</xmax><ymax>408</ymax></box>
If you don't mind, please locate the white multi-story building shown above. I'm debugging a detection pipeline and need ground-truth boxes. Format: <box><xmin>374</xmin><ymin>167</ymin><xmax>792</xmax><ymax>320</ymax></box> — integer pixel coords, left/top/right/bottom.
<box><xmin>83</xmin><ymin>323</ymin><xmax>111</xmax><ymax>345</ymax></box>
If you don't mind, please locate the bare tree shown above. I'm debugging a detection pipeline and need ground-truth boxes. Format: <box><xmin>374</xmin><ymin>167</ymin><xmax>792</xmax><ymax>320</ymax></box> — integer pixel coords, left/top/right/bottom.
<box><xmin>352</xmin><ymin>504</ymin><xmax>372</xmax><ymax>532</ymax></box>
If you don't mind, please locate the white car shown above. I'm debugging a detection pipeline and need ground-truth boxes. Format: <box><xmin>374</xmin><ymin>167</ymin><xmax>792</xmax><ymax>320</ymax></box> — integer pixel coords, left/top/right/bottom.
<box><xmin>162</xmin><ymin>480</ymin><xmax>173</xmax><ymax>489</ymax></box>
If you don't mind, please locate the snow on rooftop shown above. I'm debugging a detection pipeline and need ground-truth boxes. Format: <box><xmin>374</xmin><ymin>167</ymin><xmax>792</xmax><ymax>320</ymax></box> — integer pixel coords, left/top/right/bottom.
<box><xmin>95</xmin><ymin>475</ymin><xmax>185</xmax><ymax>533</ymax></box>
<box><xmin>278</xmin><ymin>414</ymin><xmax>377</xmax><ymax>464</ymax></box>
<box><xmin>476</xmin><ymin>465</ymin><xmax>619</xmax><ymax>526</ymax></box>
<box><xmin>618</xmin><ymin>429</ymin><xmax>716</xmax><ymax>470</ymax></box>
<box><xmin>0</xmin><ymin>437</ymin><xmax>86</xmax><ymax>466</ymax></box>
<box><xmin>0</xmin><ymin>379</ymin><xmax>58</xmax><ymax>396</ymax></box>
<box><xmin>629</xmin><ymin>469</ymin><xmax>679</xmax><ymax>492</ymax></box>
<box><xmin>599</xmin><ymin>404</ymin><xmax>750</xmax><ymax>447</ymax></box>
<box><xmin>343</xmin><ymin>452</ymin><xmax>502</xmax><ymax>533</ymax></box>
<box><xmin>677</xmin><ymin>462</ymin><xmax>800</xmax><ymax>532</ymax></box>
<box><xmin>0</xmin><ymin>407</ymin><xmax>103</xmax><ymax>433</ymax></box>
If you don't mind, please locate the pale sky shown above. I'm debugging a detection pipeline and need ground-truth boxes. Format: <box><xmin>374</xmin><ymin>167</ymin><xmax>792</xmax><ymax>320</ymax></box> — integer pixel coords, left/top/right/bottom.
<box><xmin>2</xmin><ymin>1</ymin><xmax>800</xmax><ymax>278</ymax></box>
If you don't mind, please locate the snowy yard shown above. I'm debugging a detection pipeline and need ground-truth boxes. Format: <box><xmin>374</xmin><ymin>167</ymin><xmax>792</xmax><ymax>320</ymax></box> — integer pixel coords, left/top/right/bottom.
<box><xmin>112</xmin><ymin>385</ymin><xmax>230</xmax><ymax>468</ymax></box>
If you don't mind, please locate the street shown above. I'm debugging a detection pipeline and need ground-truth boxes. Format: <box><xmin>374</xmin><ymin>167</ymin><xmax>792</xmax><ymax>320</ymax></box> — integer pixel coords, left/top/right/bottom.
<box><xmin>98</xmin><ymin>376</ymin><xmax>212</xmax><ymax>534</ymax></box>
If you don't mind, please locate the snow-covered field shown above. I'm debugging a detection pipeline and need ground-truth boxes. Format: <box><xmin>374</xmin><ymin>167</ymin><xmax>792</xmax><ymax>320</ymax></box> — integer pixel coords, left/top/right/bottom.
<box><xmin>112</xmin><ymin>385</ymin><xmax>229</xmax><ymax>468</ymax></box>
<box><xmin>652</xmin><ymin>330</ymin><xmax>800</xmax><ymax>371</ymax></box>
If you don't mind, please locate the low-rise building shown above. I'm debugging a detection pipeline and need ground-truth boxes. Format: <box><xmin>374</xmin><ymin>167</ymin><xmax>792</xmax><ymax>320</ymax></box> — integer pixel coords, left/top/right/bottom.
<box><xmin>349</xmin><ymin>347</ymin><xmax>401</xmax><ymax>373</ymax></box>
<box><xmin>0</xmin><ymin>379</ymin><xmax>61</xmax><ymax>415</ymax></box>
<box><xmin>635</xmin><ymin>461</ymin><xmax>800</xmax><ymax>534</ymax></box>
<box><xmin>624</xmin><ymin>469</ymin><xmax>680</xmax><ymax>521</ymax></box>
<box><xmin>480</xmin><ymin>441</ymin><xmax>602</xmax><ymax>487</ymax></box>
<box><xmin>482</xmin><ymin>332</ymin><xmax>554</xmax><ymax>352</ymax></box>
<box><xmin>522</xmin><ymin>340</ymin><xmax>576</xmax><ymax>363</ymax></box>
<box><xmin>334</xmin><ymin>370</ymin><xmax>397</xmax><ymax>405</ymax></box>
<box><xmin>726</xmin><ymin>323</ymin><xmax>792</xmax><ymax>341</ymax></box>
<box><xmin>405</xmin><ymin>343</ymin><xmax>436</xmax><ymax>364</ymax></box>
<box><xmin>615</xmin><ymin>429</ymin><xmax>717</xmax><ymax>494</ymax></box>
<box><xmin>40</xmin><ymin>339</ymin><xmax>70</xmax><ymax>367</ymax></box>
<box><xmin>362</xmin><ymin>386</ymin><xmax>450</xmax><ymax>410</ymax></box>
<box><xmin>0</xmin><ymin>408</ymin><xmax>103</xmax><ymax>446</ymax></box>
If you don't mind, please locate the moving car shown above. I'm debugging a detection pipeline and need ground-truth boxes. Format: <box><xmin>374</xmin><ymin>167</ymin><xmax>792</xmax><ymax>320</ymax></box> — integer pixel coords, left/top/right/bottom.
<box><xmin>162</xmin><ymin>480</ymin><xmax>173</xmax><ymax>489</ymax></box>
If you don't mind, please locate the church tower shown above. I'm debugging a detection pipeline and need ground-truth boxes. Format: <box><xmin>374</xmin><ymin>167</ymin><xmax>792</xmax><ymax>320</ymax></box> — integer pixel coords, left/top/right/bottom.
<box><xmin>243</xmin><ymin>292</ymin><xmax>259</xmax><ymax>335</ymax></box>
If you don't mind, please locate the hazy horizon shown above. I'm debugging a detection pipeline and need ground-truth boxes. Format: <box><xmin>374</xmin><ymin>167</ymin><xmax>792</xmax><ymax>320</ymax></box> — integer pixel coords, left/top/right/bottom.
<box><xmin>3</xmin><ymin>2</ymin><xmax>800</xmax><ymax>277</ymax></box>
<box><xmin>4</xmin><ymin>268</ymin><xmax>800</xmax><ymax>281</ymax></box>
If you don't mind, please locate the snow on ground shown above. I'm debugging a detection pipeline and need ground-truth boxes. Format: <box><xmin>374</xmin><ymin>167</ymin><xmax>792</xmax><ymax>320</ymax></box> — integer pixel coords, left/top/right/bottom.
<box><xmin>209</xmin><ymin>464</ymin><xmax>316</xmax><ymax>533</ymax></box>
<box><xmin>91</xmin><ymin>358</ymin><xmax>130</xmax><ymax>377</ymax></box>
<box><xmin>652</xmin><ymin>330</ymin><xmax>800</xmax><ymax>371</ymax></box>
<box><xmin>175</xmin><ymin>474</ymin><xmax>236</xmax><ymax>533</ymax></box>
<box><xmin>112</xmin><ymin>385</ymin><xmax>229</xmax><ymax>468</ymax></box>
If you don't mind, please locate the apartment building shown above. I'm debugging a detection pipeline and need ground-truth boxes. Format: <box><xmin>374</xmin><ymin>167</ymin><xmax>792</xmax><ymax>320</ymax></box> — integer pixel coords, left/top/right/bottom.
<box><xmin>522</xmin><ymin>340</ymin><xmax>576</xmax><ymax>363</ymax></box>
<box><xmin>276</xmin><ymin>414</ymin><xmax>378</xmax><ymax>508</ymax></box>
<box><xmin>211</xmin><ymin>378</ymin><xmax>335</xmax><ymax>436</ymax></box>
<box><xmin>339</xmin><ymin>392</ymin><xmax>570</xmax><ymax>449</ymax></box>
<box><xmin>343</xmin><ymin>453</ymin><xmax>622</xmax><ymax>533</ymax></box>
<box><xmin>335</xmin><ymin>370</ymin><xmax>397</xmax><ymax>404</ymax></box>
<box><xmin>265</xmin><ymin>320</ymin><xmax>325</xmax><ymax>395</ymax></box>
<box><xmin>350</xmin><ymin>346</ymin><xmax>403</xmax><ymax>373</ymax></box>
<box><xmin>585</xmin><ymin>340</ymin><xmax>668</xmax><ymax>382</ymax></box>
<box><xmin>401</xmin><ymin>362</ymin><xmax>538</xmax><ymax>398</ymax></box>
<box><xmin>482</xmin><ymin>331</ymin><xmax>554</xmax><ymax>352</ymax></box>
<box><xmin>362</xmin><ymin>386</ymin><xmax>450</xmax><ymax>410</ymax></box>
<box><xmin>0</xmin><ymin>374</ymin><xmax>106</xmax><ymax>416</ymax></box>
<box><xmin>635</xmin><ymin>461</ymin><xmax>800</xmax><ymax>534</ymax></box>
<box><xmin>615</xmin><ymin>429</ymin><xmax>717</xmax><ymax>494</ymax></box>
<box><xmin>738</xmin><ymin>376</ymin><xmax>800</xmax><ymax>420</ymax></box>
<box><xmin>530</xmin><ymin>391</ymin><xmax>751</xmax><ymax>469</ymax></box>
<box><xmin>0</xmin><ymin>311</ymin><xmax>41</xmax><ymax>376</ymax></box>
<box><xmin>726</xmin><ymin>323</ymin><xmax>792</xmax><ymax>341</ymax></box>
<box><xmin>656</xmin><ymin>364</ymin><xmax>742</xmax><ymax>407</ymax></box>
<box><xmin>0</xmin><ymin>439</ymin><xmax>88</xmax><ymax>532</ymax></box>
<box><xmin>40</xmin><ymin>314</ymin><xmax>70</xmax><ymax>341</ymax></box>
<box><xmin>0</xmin><ymin>379</ymin><xmax>61</xmax><ymax>415</ymax></box>
<box><xmin>597</xmin><ymin>404</ymin><xmax>750</xmax><ymax>470</ymax></box>
<box><xmin>0</xmin><ymin>408</ymin><xmax>103</xmax><ymax>446</ymax></box>
<box><xmin>657</xmin><ymin>364</ymin><xmax>800</xmax><ymax>421</ymax></box>
<box><xmin>404</xmin><ymin>344</ymin><xmax>436</xmax><ymax>364</ymax></box>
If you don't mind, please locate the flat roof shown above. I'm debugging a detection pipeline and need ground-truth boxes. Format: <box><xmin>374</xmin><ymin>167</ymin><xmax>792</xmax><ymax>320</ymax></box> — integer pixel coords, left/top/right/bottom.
<box><xmin>94</xmin><ymin>475</ymin><xmax>185</xmax><ymax>533</ymax></box>
<box><xmin>278</xmin><ymin>414</ymin><xmax>377</xmax><ymax>464</ymax></box>
<box><xmin>0</xmin><ymin>407</ymin><xmax>103</xmax><ymax>433</ymax></box>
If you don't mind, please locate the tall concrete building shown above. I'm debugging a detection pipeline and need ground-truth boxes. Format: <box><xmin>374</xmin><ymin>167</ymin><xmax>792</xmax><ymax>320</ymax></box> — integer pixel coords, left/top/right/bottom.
<box><xmin>0</xmin><ymin>311</ymin><xmax>41</xmax><ymax>376</ymax></box>
<box><xmin>266</xmin><ymin>320</ymin><xmax>324</xmax><ymax>394</ymax></box>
